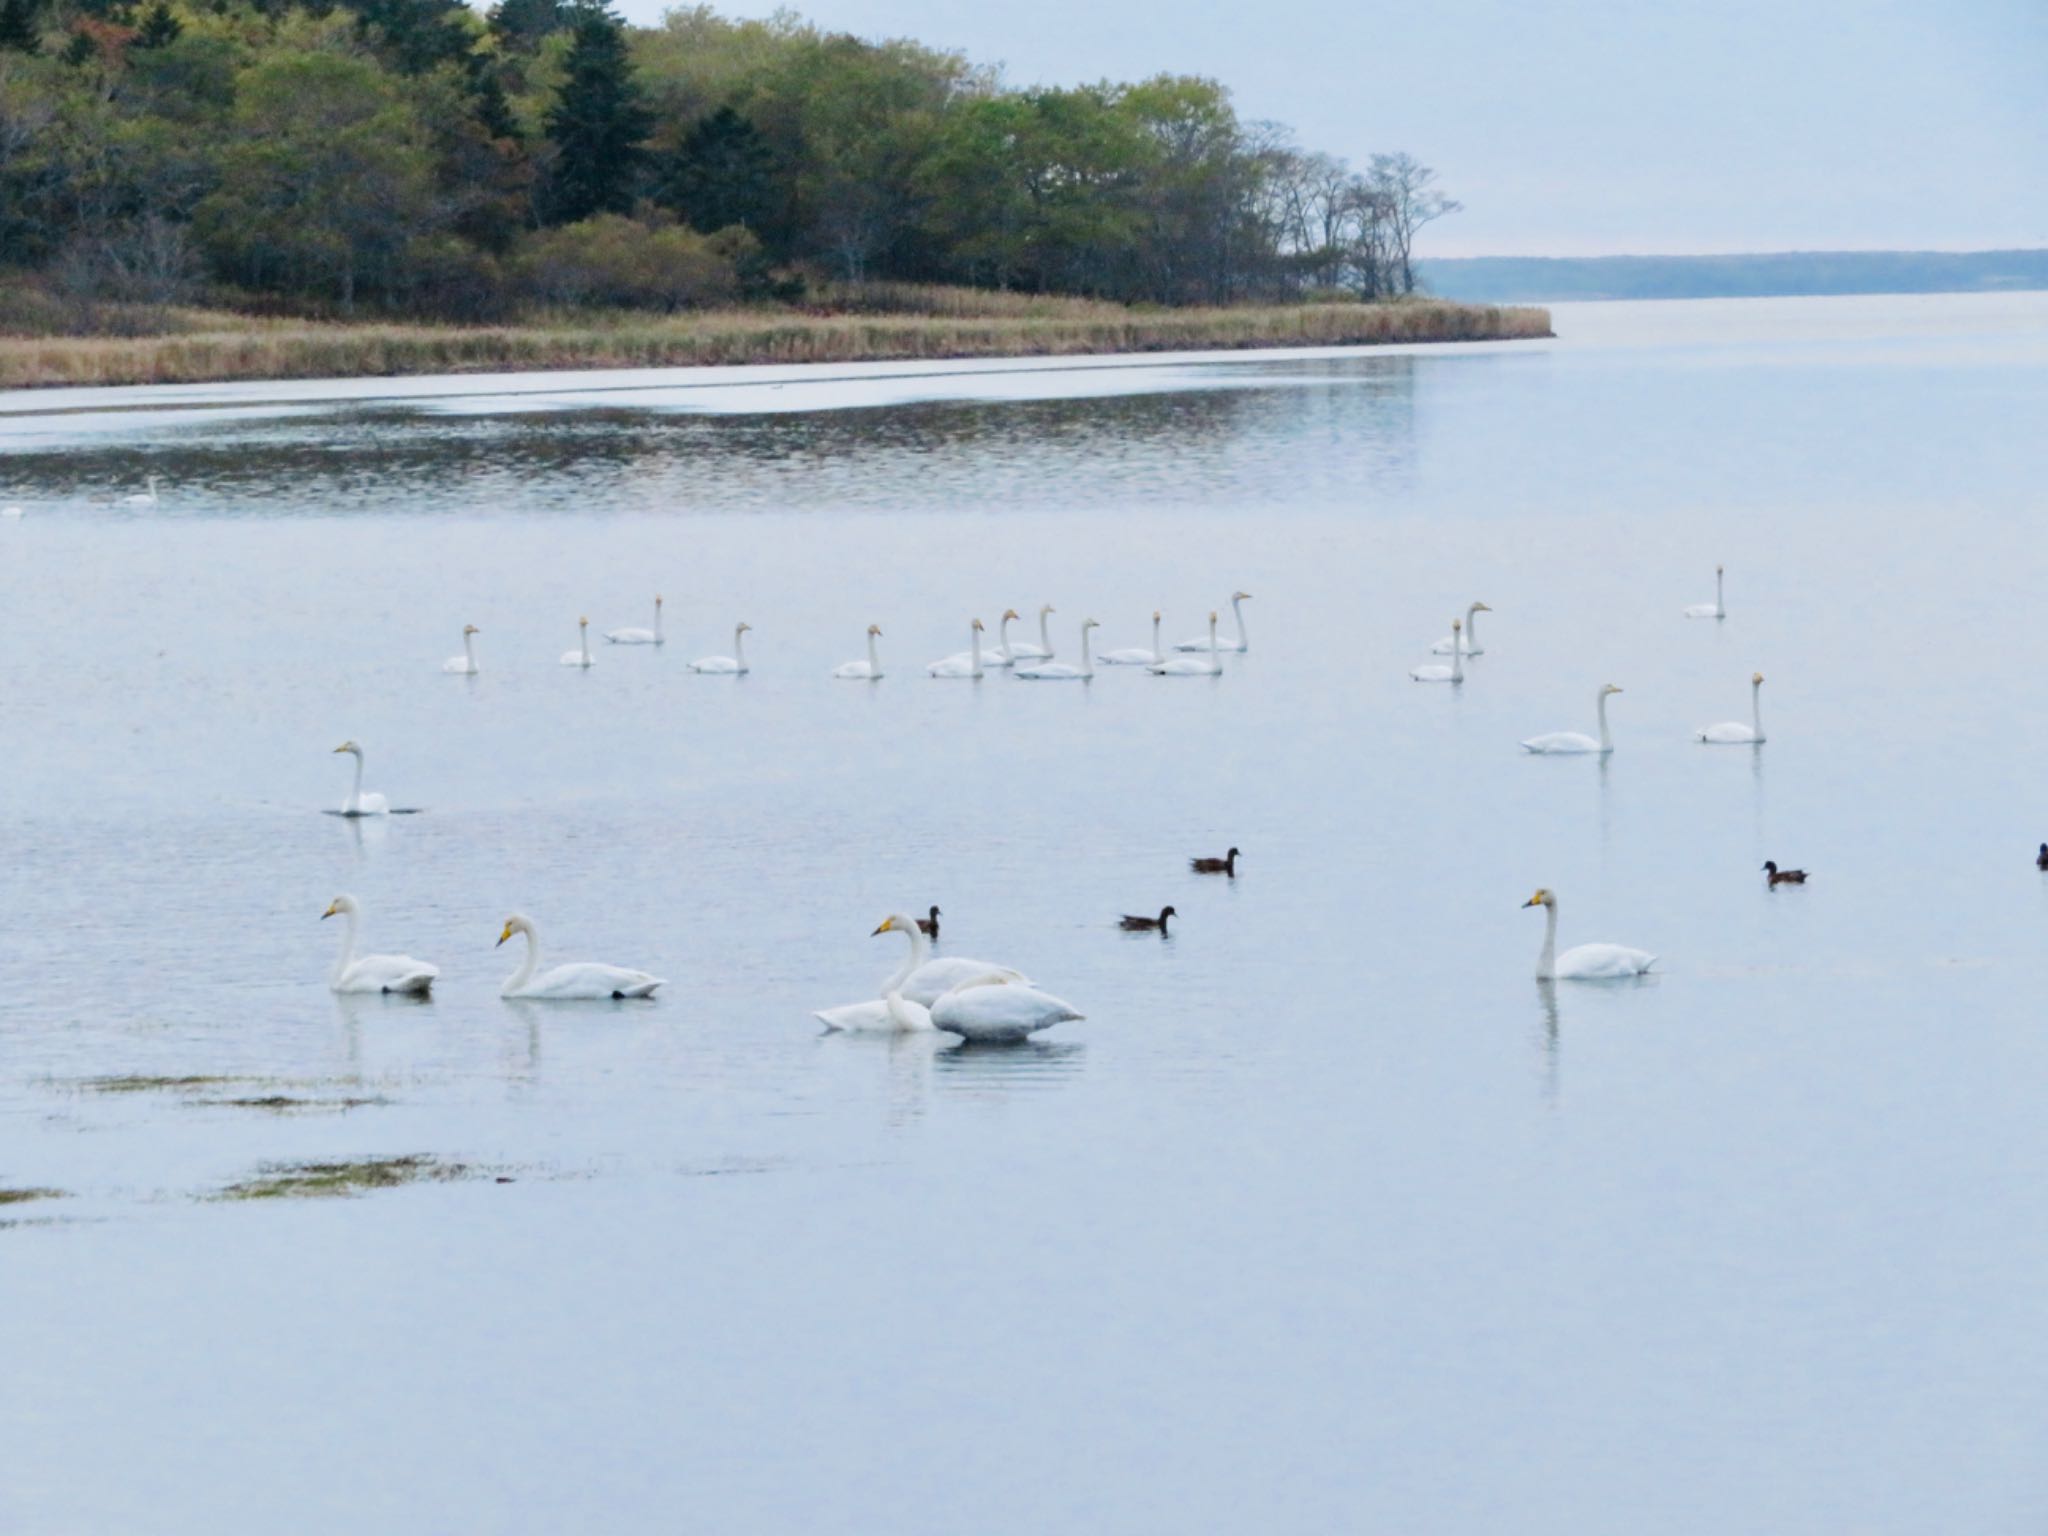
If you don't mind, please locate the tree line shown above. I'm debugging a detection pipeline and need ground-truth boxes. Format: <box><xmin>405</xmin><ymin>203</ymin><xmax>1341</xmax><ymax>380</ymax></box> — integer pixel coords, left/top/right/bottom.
<box><xmin>0</xmin><ymin>0</ymin><xmax>1462</xmax><ymax>322</ymax></box>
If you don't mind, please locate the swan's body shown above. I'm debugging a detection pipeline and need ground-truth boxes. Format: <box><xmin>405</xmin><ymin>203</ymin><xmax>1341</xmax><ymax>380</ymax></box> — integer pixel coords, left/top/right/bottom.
<box><xmin>1100</xmin><ymin>612</ymin><xmax>1164</xmax><ymax>666</ymax></box>
<box><xmin>1015</xmin><ymin>618</ymin><xmax>1097</xmax><ymax>680</ymax></box>
<box><xmin>322</xmin><ymin>895</ymin><xmax>437</xmax><ymax>995</ymax></box>
<box><xmin>998</xmin><ymin>604</ymin><xmax>1056</xmax><ymax>664</ymax></box>
<box><xmin>442</xmin><ymin>624</ymin><xmax>480</xmax><ymax>675</ymax></box>
<box><xmin>1684</xmin><ymin>565</ymin><xmax>1726</xmax><ymax>620</ymax></box>
<box><xmin>833</xmin><ymin>624</ymin><xmax>885</xmax><ymax>679</ymax></box>
<box><xmin>931</xmin><ymin>977</ymin><xmax>1082</xmax><ymax>1042</ymax></box>
<box><xmin>1432</xmin><ymin>601</ymin><xmax>1492</xmax><ymax>656</ymax></box>
<box><xmin>1410</xmin><ymin>618</ymin><xmax>1464</xmax><ymax>682</ymax></box>
<box><xmin>928</xmin><ymin>619</ymin><xmax>987</xmax><ymax>678</ymax></box>
<box><xmin>332</xmin><ymin>740</ymin><xmax>388</xmax><ymax>817</ymax></box>
<box><xmin>689</xmin><ymin>622</ymin><xmax>751</xmax><ymax>674</ymax></box>
<box><xmin>1521</xmin><ymin>684</ymin><xmax>1622</xmax><ymax>755</ymax></box>
<box><xmin>123</xmin><ymin>475</ymin><xmax>159</xmax><ymax>507</ymax></box>
<box><xmin>606</xmin><ymin>595</ymin><xmax>665</xmax><ymax>645</ymax></box>
<box><xmin>815</xmin><ymin>914</ymin><xmax>1026</xmax><ymax>1030</ymax></box>
<box><xmin>496</xmin><ymin>913</ymin><xmax>663</xmax><ymax>999</ymax></box>
<box><xmin>1524</xmin><ymin>888</ymin><xmax>1655</xmax><ymax>981</ymax></box>
<box><xmin>1696</xmin><ymin>672</ymin><xmax>1766</xmax><ymax>744</ymax></box>
<box><xmin>560</xmin><ymin>616</ymin><xmax>594</xmax><ymax>668</ymax></box>
<box><xmin>1177</xmin><ymin>591</ymin><xmax>1250</xmax><ymax>653</ymax></box>
<box><xmin>1151</xmin><ymin>612</ymin><xmax>1223</xmax><ymax>675</ymax></box>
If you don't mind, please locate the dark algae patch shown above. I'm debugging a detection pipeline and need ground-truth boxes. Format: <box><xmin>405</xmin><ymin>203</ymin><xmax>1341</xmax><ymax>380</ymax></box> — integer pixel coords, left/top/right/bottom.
<box><xmin>0</xmin><ymin>1187</ymin><xmax>66</xmax><ymax>1205</ymax></box>
<box><xmin>202</xmin><ymin>1095</ymin><xmax>389</xmax><ymax>1114</ymax></box>
<box><xmin>83</xmin><ymin>1075</ymin><xmax>244</xmax><ymax>1094</ymax></box>
<box><xmin>217</xmin><ymin>1154</ymin><xmax>488</xmax><ymax>1201</ymax></box>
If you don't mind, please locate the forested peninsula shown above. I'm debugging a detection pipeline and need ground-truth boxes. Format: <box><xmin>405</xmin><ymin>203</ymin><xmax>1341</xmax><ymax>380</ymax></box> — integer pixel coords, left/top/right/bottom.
<box><xmin>0</xmin><ymin>0</ymin><xmax>1548</xmax><ymax>386</ymax></box>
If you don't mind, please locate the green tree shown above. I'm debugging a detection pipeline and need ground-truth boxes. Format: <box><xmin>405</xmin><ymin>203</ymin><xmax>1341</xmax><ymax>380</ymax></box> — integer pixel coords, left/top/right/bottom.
<box><xmin>489</xmin><ymin>0</ymin><xmax>570</xmax><ymax>51</ymax></box>
<box><xmin>541</xmin><ymin>4</ymin><xmax>649</xmax><ymax>223</ymax></box>
<box><xmin>354</xmin><ymin>0</ymin><xmax>474</xmax><ymax>75</ymax></box>
<box><xmin>131</xmin><ymin>0</ymin><xmax>181</xmax><ymax>50</ymax></box>
<box><xmin>657</xmin><ymin>105</ymin><xmax>774</xmax><ymax>236</ymax></box>
<box><xmin>0</xmin><ymin>0</ymin><xmax>42</xmax><ymax>54</ymax></box>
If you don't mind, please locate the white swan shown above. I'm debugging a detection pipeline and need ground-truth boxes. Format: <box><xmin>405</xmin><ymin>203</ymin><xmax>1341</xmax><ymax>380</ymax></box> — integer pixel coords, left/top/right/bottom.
<box><xmin>1409</xmin><ymin>619</ymin><xmax>1465</xmax><ymax>682</ymax></box>
<box><xmin>1523</xmin><ymin>888</ymin><xmax>1655</xmax><ymax>980</ymax></box>
<box><xmin>123</xmin><ymin>475</ymin><xmax>159</xmax><ymax>507</ymax></box>
<box><xmin>815</xmin><ymin>914</ymin><xmax>1027</xmax><ymax>1029</ymax></box>
<box><xmin>1001</xmin><ymin>603</ymin><xmax>1056</xmax><ymax>663</ymax></box>
<box><xmin>689</xmin><ymin>622</ymin><xmax>751</xmax><ymax>674</ymax></box>
<box><xmin>928</xmin><ymin>618</ymin><xmax>988</xmax><ymax>678</ymax></box>
<box><xmin>1</xmin><ymin>504</ymin><xmax>22</xmax><ymax>519</ymax></box>
<box><xmin>832</xmin><ymin>623</ymin><xmax>885</xmax><ymax>679</ymax></box>
<box><xmin>1432</xmin><ymin>601</ymin><xmax>1492</xmax><ymax>656</ymax></box>
<box><xmin>1100</xmin><ymin>612</ymin><xmax>1164</xmax><ymax>666</ymax></box>
<box><xmin>1150</xmin><ymin>612</ymin><xmax>1223</xmax><ymax>675</ymax></box>
<box><xmin>931</xmin><ymin>972</ymin><xmax>1083</xmax><ymax>1042</ymax></box>
<box><xmin>1684</xmin><ymin>565</ymin><xmax>1726</xmax><ymax>619</ymax></box>
<box><xmin>495</xmin><ymin>913</ymin><xmax>664</xmax><ymax>999</ymax></box>
<box><xmin>986</xmin><ymin>608</ymin><xmax>1025</xmax><ymax>668</ymax></box>
<box><xmin>322</xmin><ymin>895</ymin><xmax>438</xmax><ymax>995</ymax></box>
<box><xmin>1696</xmin><ymin>671</ymin><xmax>1766</xmax><ymax>744</ymax></box>
<box><xmin>332</xmin><ymin>740</ymin><xmax>389</xmax><ymax>816</ymax></box>
<box><xmin>442</xmin><ymin>624</ymin><xmax>480</xmax><ymax>675</ymax></box>
<box><xmin>1521</xmin><ymin>684</ymin><xmax>1622</xmax><ymax>755</ymax></box>
<box><xmin>606</xmin><ymin>595</ymin><xmax>664</xmax><ymax>645</ymax></box>
<box><xmin>560</xmin><ymin>616</ymin><xmax>594</xmax><ymax>668</ymax></box>
<box><xmin>1015</xmin><ymin>618</ymin><xmax>1097</xmax><ymax>680</ymax></box>
<box><xmin>1177</xmin><ymin>591</ymin><xmax>1250</xmax><ymax>653</ymax></box>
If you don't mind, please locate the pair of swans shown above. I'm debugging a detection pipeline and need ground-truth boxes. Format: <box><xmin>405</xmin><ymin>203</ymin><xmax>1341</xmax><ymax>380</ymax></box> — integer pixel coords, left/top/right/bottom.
<box><xmin>565</xmin><ymin>614</ymin><xmax>746</xmax><ymax>672</ymax></box>
<box><xmin>324</xmin><ymin>895</ymin><xmax>439</xmax><ymax>994</ymax></box>
<box><xmin>442</xmin><ymin>624</ymin><xmax>480</xmax><ymax>675</ymax></box>
<box><xmin>1684</xmin><ymin>565</ymin><xmax>1726</xmax><ymax>619</ymax></box>
<box><xmin>934</xmin><ymin>606</ymin><xmax>1056</xmax><ymax>672</ymax></box>
<box><xmin>1150</xmin><ymin>613</ymin><xmax>1223</xmax><ymax>675</ymax></box>
<box><xmin>1432</xmin><ymin>601</ymin><xmax>1492</xmax><ymax>656</ymax></box>
<box><xmin>1524</xmin><ymin>888</ymin><xmax>1655</xmax><ymax>980</ymax></box>
<box><xmin>607</xmin><ymin>595</ymin><xmax>664</xmax><ymax>645</ymax></box>
<box><xmin>1517</xmin><ymin>676</ymin><xmax>1761</xmax><ymax>753</ymax></box>
<box><xmin>1174</xmin><ymin>591</ymin><xmax>1250</xmax><ymax>653</ymax></box>
<box><xmin>816</xmin><ymin>914</ymin><xmax>1080</xmax><ymax>1042</ymax></box>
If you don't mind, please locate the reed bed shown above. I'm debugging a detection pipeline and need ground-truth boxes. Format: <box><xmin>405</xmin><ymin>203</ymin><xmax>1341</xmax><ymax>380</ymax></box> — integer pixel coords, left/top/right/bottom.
<box><xmin>0</xmin><ymin>298</ymin><xmax>1551</xmax><ymax>390</ymax></box>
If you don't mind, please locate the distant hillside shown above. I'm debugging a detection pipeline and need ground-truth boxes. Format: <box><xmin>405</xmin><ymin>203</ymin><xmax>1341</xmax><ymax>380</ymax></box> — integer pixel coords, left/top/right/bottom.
<box><xmin>1418</xmin><ymin>250</ymin><xmax>2048</xmax><ymax>303</ymax></box>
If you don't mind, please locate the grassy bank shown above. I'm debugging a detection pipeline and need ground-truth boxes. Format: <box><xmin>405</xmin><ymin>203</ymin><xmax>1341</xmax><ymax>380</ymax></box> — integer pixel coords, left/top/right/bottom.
<box><xmin>0</xmin><ymin>292</ymin><xmax>1551</xmax><ymax>390</ymax></box>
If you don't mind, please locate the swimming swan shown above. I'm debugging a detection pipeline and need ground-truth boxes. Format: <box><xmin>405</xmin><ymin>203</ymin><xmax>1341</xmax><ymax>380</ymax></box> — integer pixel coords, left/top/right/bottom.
<box><xmin>1684</xmin><ymin>565</ymin><xmax>1726</xmax><ymax>619</ymax></box>
<box><xmin>814</xmin><ymin>913</ymin><xmax>1028</xmax><ymax>1029</ymax></box>
<box><xmin>442</xmin><ymin>624</ymin><xmax>480</xmax><ymax>675</ymax></box>
<box><xmin>1015</xmin><ymin>618</ymin><xmax>1097</xmax><ymax>680</ymax></box>
<box><xmin>689</xmin><ymin>622</ymin><xmax>751</xmax><ymax>674</ymax></box>
<box><xmin>928</xmin><ymin>618</ymin><xmax>988</xmax><ymax>678</ymax></box>
<box><xmin>1100</xmin><ymin>612</ymin><xmax>1164</xmax><ymax>666</ymax></box>
<box><xmin>322</xmin><ymin>895</ymin><xmax>438</xmax><ymax>995</ymax></box>
<box><xmin>1176</xmin><ymin>591</ymin><xmax>1250</xmax><ymax>653</ymax></box>
<box><xmin>332</xmin><ymin>740</ymin><xmax>388</xmax><ymax>816</ymax></box>
<box><xmin>123</xmin><ymin>475</ymin><xmax>160</xmax><ymax>507</ymax></box>
<box><xmin>1523</xmin><ymin>888</ymin><xmax>1655</xmax><ymax>980</ymax></box>
<box><xmin>560</xmin><ymin>617</ymin><xmax>594</xmax><ymax>668</ymax></box>
<box><xmin>1432</xmin><ymin>601</ymin><xmax>1493</xmax><ymax>656</ymax></box>
<box><xmin>1001</xmin><ymin>604</ymin><xmax>1056</xmax><ymax>663</ymax></box>
<box><xmin>1151</xmin><ymin>612</ymin><xmax>1223</xmax><ymax>676</ymax></box>
<box><xmin>1696</xmin><ymin>672</ymin><xmax>1765</xmax><ymax>744</ymax></box>
<box><xmin>495</xmin><ymin>913</ymin><xmax>664</xmax><ymax>999</ymax></box>
<box><xmin>930</xmin><ymin>974</ymin><xmax>1083</xmax><ymax>1042</ymax></box>
<box><xmin>832</xmin><ymin>623</ymin><xmax>884</xmax><ymax>679</ymax></box>
<box><xmin>606</xmin><ymin>595</ymin><xmax>665</xmax><ymax>646</ymax></box>
<box><xmin>1521</xmin><ymin>684</ymin><xmax>1622</xmax><ymax>755</ymax></box>
<box><xmin>1409</xmin><ymin>619</ymin><xmax>1465</xmax><ymax>682</ymax></box>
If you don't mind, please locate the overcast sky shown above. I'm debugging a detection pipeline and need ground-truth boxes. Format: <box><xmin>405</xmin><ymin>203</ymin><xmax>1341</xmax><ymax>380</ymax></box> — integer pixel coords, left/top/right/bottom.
<box><xmin>607</xmin><ymin>0</ymin><xmax>2047</xmax><ymax>257</ymax></box>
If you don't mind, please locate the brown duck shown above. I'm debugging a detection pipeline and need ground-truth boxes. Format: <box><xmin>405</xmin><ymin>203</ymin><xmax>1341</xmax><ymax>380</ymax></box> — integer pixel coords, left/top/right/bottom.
<box><xmin>915</xmin><ymin>905</ymin><xmax>940</xmax><ymax>939</ymax></box>
<box><xmin>1120</xmin><ymin>906</ymin><xmax>1176</xmax><ymax>933</ymax></box>
<box><xmin>1762</xmin><ymin>861</ymin><xmax>1808</xmax><ymax>887</ymax></box>
<box><xmin>1190</xmin><ymin>847</ymin><xmax>1239</xmax><ymax>876</ymax></box>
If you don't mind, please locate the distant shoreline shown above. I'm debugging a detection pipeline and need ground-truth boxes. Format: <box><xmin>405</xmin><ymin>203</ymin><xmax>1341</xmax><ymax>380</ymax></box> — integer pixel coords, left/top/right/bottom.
<box><xmin>1420</xmin><ymin>248</ymin><xmax>2048</xmax><ymax>304</ymax></box>
<box><xmin>0</xmin><ymin>299</ymin><xmax>1551</xmax><ymax>392</ymax></box>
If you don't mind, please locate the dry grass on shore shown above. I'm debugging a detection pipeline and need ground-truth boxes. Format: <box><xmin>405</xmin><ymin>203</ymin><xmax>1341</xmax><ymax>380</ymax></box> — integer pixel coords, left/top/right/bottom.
<box><xmin>0</xmin><ymin>294</ymin><xmax>1551</xmax><ymax>390</ymax></box>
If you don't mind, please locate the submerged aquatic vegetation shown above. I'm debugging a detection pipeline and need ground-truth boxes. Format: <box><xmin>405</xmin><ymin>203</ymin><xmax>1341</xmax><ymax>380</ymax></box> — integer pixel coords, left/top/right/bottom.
<box><xmin>0</xmin><ymin>1187</ymin><xmax>66</xmax><ymax>1205</ymax></box>
<box><xmin>82</xmin><ymin>1074</ymin><xmax>244</xmax><ymax>1095</ymax></box>
<box><xmin>216</xmin><ymin>1154</ymin><xmax>487</xmax><ymax>1201</ymax></box>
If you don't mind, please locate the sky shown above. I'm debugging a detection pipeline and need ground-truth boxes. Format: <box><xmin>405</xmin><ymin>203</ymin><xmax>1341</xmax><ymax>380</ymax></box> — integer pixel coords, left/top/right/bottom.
<box><xmin>605</xmin><ymin>0</ymin><xmax>2048</xmax><ymax>257</ymax></box>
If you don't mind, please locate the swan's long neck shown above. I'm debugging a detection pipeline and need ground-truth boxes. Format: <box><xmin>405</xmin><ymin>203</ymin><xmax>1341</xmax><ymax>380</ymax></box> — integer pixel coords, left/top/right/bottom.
<box><xmin>579</xmin><ymin>624</ymin><xmax>590</xmax><ymax>664</ymax></box>
<box><xmin>1150</xmin><ymin>615</ymin><xmax>1162</xmax><ymax>659</ymax></box>
<box><xmin>347</xmin><ymin>751</ymin><xmax>365</xmax><ymax>808</ymax></box>
<box><xmin>505</xmin><ymin>925</ymin><xmax>539</xmax><ymax>993</ymax></box>
<box><xmin>1232</xmin><ymin>594</ymin><xmax>1247</xmax><ymax>650</ymax></box>
<box><xmin>883</xmin><ymin>924</ymin><xmax>930</xmax><ymax>996</ymax></box>
<box><xmin>1751</xmin><ymin>680</ymin><xmax>1763</xmax><ymax>739</ymax></box>
<box><xmin>1079</xmin><ymin>624</ymin><xmax>1093</xmax><ymax>677</ymax></box>
<box><xmin>1207</xmin><ymin>617</ymin><xmax>1221</xmax><ymax>672</ymax></box>
<box><xmin>1596</xmin><ymin>690</ymin><xmax>1612</xmax><ymax>752</ymax></box>
<box><xmin>1537</xmin><ymin>902</ymin><xmax>1558</xmax><ymax>980</ymax></box>
<box><xmin>734</xmin><ymin>626</ymin><xmax>747</xmax><ymax>669</ymax></box>
<box><xmin>866</xmin><ymin>629</ymin><xmax>879</xmax><ymax>675</ymax></box>
<box><xmin>463</xmin><ymin>631</ymin><xmax>476</xmax><ymax>668</ymax></box>
<box><xmin>968</xmin><ymin>623</ymin><xmax>983</xmax><ymax>676</ymax></box>
<box><xmin>1464</xmin><ymin>604</ymin><xmax>1480</xmax><ymax>649</ymax></box>
<box><xmin>1450</xmin><ymin>630</ymin><xmax>1463</xmax><ymax>682</ymax></box>
<box><xmin>1038</xmin><ymin>609</ymin><xmax>1053</xmax><ymax>653</ymax></box>
<box><xmin>1716</xmin><ymin>569</ymin><xmax>1725</xmax><ymax>615</ymax></box>
<box><xmin>331</xmin><ymin>906</ymin><xmax>361</xmax><ymax>984</ymax></box>
<box><xmin>998</xmin><ymin>613</ymin><xmax>1014</xmax><ymax>659</ymax></box>
<box><xmin>654</xmin><ymin>603</ymin><xmax>664</xmax><ymax>643</ymax></box>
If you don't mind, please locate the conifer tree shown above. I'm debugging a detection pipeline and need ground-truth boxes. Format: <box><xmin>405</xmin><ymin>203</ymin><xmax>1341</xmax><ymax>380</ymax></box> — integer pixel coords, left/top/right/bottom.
<box><xmin>132</xmin><ymin>0</ymin><xmax>182</xmax><ymax>49</ymax></box>
<box><xmin>542</xmin><ymin>4</ymin><xmax>649</xmax><ymax>223</ymax></box>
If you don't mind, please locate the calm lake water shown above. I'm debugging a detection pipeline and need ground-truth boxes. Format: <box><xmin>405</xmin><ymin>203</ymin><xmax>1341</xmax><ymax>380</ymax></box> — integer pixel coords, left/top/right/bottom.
<box><xmin>4</xmin><ymin>293</ymin><xmax>2047</xmax><ymax>1533</ymax></box>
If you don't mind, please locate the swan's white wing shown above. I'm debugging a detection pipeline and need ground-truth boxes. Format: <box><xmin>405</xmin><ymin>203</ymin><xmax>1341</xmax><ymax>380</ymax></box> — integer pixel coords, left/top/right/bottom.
<box><xmin>1004</xmin><ymin>642</ymin><xmax>1051</xmax><ymax>660</ymax></box>
<box><xmin>1409</xmin><ymin>664</ymin><xmax>1456</xmax><ymax>682</ymax></box>
<box><xmin>815</xmin><ymin>999</ymin><xmax>891</xmax><ymax>1031</ymax></box>
<box><xmin>335</xmin><ymin>954</ymin><xmax>439</xmax><ymax>995</ymax></box>
<box><xmin>1695</xmin><ymin>722</ymin><xmax>1760</xmax><ymax>743</ymax></box>
<box><xmin>1682</xmin><ymin>604</ymin><xmax>1721</xmax><ymax>618</ymax></box>
<box><xmin>931</xmin><ymin>983</ymin><xmax>1083</xmax><ymax>1041</ymax></box>
<box><xmin>1430</xmin><ymin>635</ymin><xmax>1480</xmax><ymax>655</ymax></box>
<box><xmin>690</xmin><ymin>656</ymin><xmax>742</xmax><ymax>673</ymax></box>
<box><xmin>1555</xmin><ymin>943</ymin><xmax>1656</xmax><ymax>979</ymax></box>
<box><xmin>927</xmin><ymin>653</ymin><xmax>978</xmax><ymax>676</ymax></box>
<box><xmin>518</xmin><ymin>963</ymin><xmax>663</xmax><ymax>999</ymax></box>
<box><xmin>1014</xmin><ymin>662</ymin><xmax>1083</xmax><ymax>680</ymax></box>
<box><xmin>1175</xmin><ymin>634</ymin><xmax>1244</xmax><ymax>652</ymax></box>
<box><xmin>1148</xmin><ymin>657</ymin><xmax>1217</xmax><ymax>675</ymax></box>
<box><xmin>1098</xmin><ymin>647</ymin><xmax>1159</xmax><ymax>665</ymax></box>
<box><xmin>442</xmin><ymin>657</ymin><xmax>475</xmax><ymax>674</ymax></box>
<box><xmin>1519</xmin><ymin>732</ymin><xmax>1601</xmax><ymax>754</ymax></box>
<box><xmin>560</xmin><ymin>650</ymin><xmax>592</xmax><ymax>666</ymax></box>
<box><xmin>831</xmin><ymin>661</ymin><xmax>878</xmax><ymax>678</ymax></box>
<box><xmin>902</xmin><ymin>958</ymin><xmax>1026</xmax><ymax>1007</ymax></box>
<box><xmin>606</xmin><ymin>628</ymin><xmax>657</xmax><ymax>644</ymax></box>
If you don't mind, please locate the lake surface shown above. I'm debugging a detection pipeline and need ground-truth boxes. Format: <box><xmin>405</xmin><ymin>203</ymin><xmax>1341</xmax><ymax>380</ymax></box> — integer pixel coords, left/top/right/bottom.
<box><xmin>4</xmin><ymin>292</ymin><xmax>2047</xmax><ymax>1533</ymax></box>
